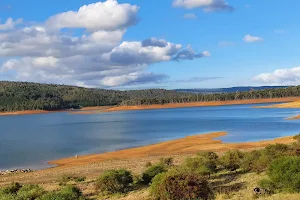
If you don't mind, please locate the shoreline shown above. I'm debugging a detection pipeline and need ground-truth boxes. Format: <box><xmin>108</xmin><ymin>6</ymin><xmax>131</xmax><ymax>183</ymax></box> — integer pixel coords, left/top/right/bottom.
<box><xmin>255</xmin><ymin>100</ymin><xmax>300</xmax><ymax>109</ymax></box>
<box><xmin>1</xmin><ymin>97</ymin><xmax>300</xmax><ymax>116</ymax></box>
<box><xmin>72</xmin><ymin>97</ymin><xmax>300</xmax><ymax>115</ymax></box>
<box><xmin>1</xmin><ymin>132</ymin><xmax>297</xmax><ymax>185</ymax></box>
<box><xmin>48</xmin><ymin>131</ymin><xmax>296</xmax><ymax>168</ymax></box>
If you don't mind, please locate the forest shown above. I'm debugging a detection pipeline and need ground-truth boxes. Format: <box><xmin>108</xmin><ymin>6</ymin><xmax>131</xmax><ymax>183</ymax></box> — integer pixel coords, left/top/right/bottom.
<box><xmin>0</xmin><ymin>81</ymin><xmax>300</xmax><ymax>112</ymax></box>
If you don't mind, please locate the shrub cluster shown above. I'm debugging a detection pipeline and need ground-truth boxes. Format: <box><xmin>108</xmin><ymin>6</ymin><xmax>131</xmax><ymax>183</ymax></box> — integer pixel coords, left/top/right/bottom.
<box><xmin>241</xmin><ymin>144</ymin><xmax>292</xmax><ymax>173</ymax></box>
<box><xmin>0</xmin><ymin>183</ymin><xmax>84</xmax><ymax>200</ymax></box>
<box><xmin>150</xmin><ymin>170</ymin><xmax>213</xmax><ymax>200</ymax></box>
<box><xmin>142</xmin><ymin>164</ymin><xmax>167</xmax><ymax>184</ymax></box>
<box><xmin>259</xmin><ymin>156</ymin><xmax>300</xmax><ymax>193</ymax></box>
<box><xmin>220</xmin><ymin>150</ymin><xmax>244</xmax><ymax>171</ymax></box>
<box><xmin>95</xmin><ymin>169</ymin><xmax>133</xmax><ymax>194</ymax></box>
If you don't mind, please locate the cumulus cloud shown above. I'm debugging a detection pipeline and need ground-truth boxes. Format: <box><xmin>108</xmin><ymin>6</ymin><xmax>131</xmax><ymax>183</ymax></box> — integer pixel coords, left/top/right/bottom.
<box><xmin>183</xmin><ymin>13</ymin><xmax>197</xmax><ymax>19</ymax></box>
<box><xmin>0</xmin><ymin>0</ymin><xmax>209</xmax><ymax>87</ymax></box>
<box><xmin>243</xmin><ymin>34</ymin><xmax>264</xmax><ymax>43</ymax></box>
<box><xmin>173</xmin><ymin>49</ymin><xmax>210</xmax><ymax>61</ymax></box>
<box><xmin>253</xmin><ymin>67</ymin><xmax>300</xmax><ymax>84</ymax></box>
<box><xmin>0</xmin><ymin>18</ymin><xmax>22</xmax><ymax>31</ymax></box>
<box><xmin>172</xmin><ymin>0</ymin><xmax>233</xmax><ymax>12</ymax></box>
<box><xmin>101</xmin><ymin>72</ymin><xmax>168</xmax><ymax>87</ymax></box>
<box><xmin>46</xmin><ymin>0</ymin><xmax>139</xmax><ymax>31</ymax></box>
<box><xmin>141</xmin><ymin>38</ymin><xmax>168</xmax><ymax>48</ymax></box>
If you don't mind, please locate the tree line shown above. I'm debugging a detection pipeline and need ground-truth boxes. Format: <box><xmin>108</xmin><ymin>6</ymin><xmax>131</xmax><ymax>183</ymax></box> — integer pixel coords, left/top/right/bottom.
<box><xmin>0</xmin><ymin>81</ymin><xmax>300</xmax><ymax>112</ymax></box>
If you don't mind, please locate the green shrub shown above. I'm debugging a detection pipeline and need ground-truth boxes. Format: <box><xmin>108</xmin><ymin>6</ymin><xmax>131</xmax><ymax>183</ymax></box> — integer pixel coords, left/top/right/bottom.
<box><xmin>264</xmin><ymin>156</ymin><xmax>300</xmax><ymax>192</ymax></box>
<box><xmin>1</xmin><ymin>182</ymin><xmax>22</xmax><ymax>195</ymax></box>
<box><xmin>263</xmin><ymin>144</ymin><xmax>291</xmax><ymax>160</ymax></box>
<box><xmin>150</xmin><ymin>170</ymin><xmax>213</xmax><ymax>200</ymax></box>
<box><xmin>181</xmin><ymin>157</ymin><xmax>213</xmax><ymax>177</ymax></box>
<box><xmin>241</xmin><ymin>150</ymin><xmax>267</xmax><ymax>173</ymax></box>
<box><xmin>220</xmin><ymin>150</ymin><xmax>244</xmax><ymax>171</ymax></box>
<box><xmin>241</xmin><ymin>144</ymin><xmax>292</xmax><ymax>173</ymax></box>
<box><xmin>142</xmin><ymin>164</ymin><xmax>167</xmax><ymax>184</ymax></box>
<box><xmin>95</xmin><ymin>169</ymin><xmax>133</xmax><ymax>194</ymax></box>
<box><xmin>197</xmin><ymin>152</ymin><xmax>219</xmax><ymax>173</ymax></box>
<box><xmin>16</xmin><ymin>184</ymin><xmax>45</xmax><ymax>200</ymax></box>
<box><xmin>39</xmin><ymin>185</ymin><xmax>84</xmax><ymax>200</ymax></box>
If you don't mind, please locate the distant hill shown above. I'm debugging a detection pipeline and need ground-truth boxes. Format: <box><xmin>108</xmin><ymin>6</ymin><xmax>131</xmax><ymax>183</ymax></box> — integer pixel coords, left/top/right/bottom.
<box><xmin>0</xmin><ymin>81</ymin><xmax>299</xmax><ymax>112</ymax></box>
<box><xmin>174</xmin><ymin>86</ymin><xmax>288</xmax><ymax>94</ymax></box>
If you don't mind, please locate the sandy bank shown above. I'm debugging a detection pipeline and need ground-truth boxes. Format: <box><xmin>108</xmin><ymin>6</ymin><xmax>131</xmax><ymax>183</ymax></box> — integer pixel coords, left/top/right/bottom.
<box><xmin>70</xmin><ymin>97</ymin><xmax>300</xmax><ymax>115</ymax></box>
<box><xmin>49</xmin><ymin>131</ymin><xmax>295</xmax><ymax>168</ymax></box>
<box><xmin>287</xmin><ymin>115</ymin><xmax>300</xmax><ymax>120</ymax></box>
<box><xmin>255</xmin><ymin>100</ymin><xmax>300</xmax><ymax>109</ymax></box>
<box><xmin>0</xmin><ymin>110</ymin><xmax>50</xmax><ymax>116</ymax></box>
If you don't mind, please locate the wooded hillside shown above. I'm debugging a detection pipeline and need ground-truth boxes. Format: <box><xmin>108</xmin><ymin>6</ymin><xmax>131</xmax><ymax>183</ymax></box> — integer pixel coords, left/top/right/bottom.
<box><xmin>0</xmin><ymin>81</ymin><xmax>299</xmax><ymax>112</ymax></box>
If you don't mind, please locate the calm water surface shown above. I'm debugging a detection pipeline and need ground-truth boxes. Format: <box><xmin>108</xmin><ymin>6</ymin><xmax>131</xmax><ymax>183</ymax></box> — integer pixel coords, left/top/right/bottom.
<box><xmin>0</xmin><ymin>103</ymin><xmax>299</xmax><ymax>170</ymax></box>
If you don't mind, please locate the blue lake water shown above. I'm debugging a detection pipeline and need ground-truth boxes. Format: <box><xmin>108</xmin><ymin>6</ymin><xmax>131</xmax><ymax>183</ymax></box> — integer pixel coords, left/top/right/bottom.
<box><xmin>0</xmin><ymin>103</ymin><xmax>299</xmax><ymax>170</ymax></box>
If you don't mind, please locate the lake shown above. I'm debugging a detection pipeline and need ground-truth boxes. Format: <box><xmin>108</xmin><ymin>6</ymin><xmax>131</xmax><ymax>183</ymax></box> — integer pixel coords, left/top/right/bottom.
<box><xmin>0</xmin><ymin>103</ymin><xmax>299</xmax><ymax>170</ymax></box>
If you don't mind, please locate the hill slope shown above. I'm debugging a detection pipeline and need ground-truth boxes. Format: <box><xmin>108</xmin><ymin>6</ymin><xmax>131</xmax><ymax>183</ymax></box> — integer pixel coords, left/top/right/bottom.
<box><xmin>0</xmin><ymin>81</ymin><xmax>300</xmax><ymax>112</ymax></box>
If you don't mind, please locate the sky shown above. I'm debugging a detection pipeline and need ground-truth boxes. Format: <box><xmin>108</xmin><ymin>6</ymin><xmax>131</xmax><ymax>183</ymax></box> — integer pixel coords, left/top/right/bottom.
<box><xmin>0</xmin><ymin>0</ymin><xmax>299</xmax><ymax>89</ymax></box>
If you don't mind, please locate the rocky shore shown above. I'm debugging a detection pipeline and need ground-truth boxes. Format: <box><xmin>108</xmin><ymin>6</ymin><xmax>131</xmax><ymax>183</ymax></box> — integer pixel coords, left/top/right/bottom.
<box><xmin>0</xmin><ymin>169</ymin><xmax>33</xmax><ymax>176</ymax></box>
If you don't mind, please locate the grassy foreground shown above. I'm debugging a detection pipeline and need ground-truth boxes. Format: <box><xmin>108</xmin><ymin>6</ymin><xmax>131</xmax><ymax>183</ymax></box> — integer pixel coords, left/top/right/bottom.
<box><xmin>2</xmin><ymin>134</ymin><xmax>300</xmax><ymax>199</ymax></box>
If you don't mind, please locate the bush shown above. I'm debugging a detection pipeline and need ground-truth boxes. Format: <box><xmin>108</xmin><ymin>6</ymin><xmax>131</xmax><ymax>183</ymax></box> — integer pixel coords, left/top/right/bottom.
<box><xmin>39</xmin><ymin>185</ymin><xmax>84</xmax><ymax>200</ymax></box>
<box><xmin>142</xmin><ymin>164</ymin><xmax>167</xmax><ymax>184</ymax></box>
<box><xmin>264</xmin><ymin>156</ymin><xmax>300</xmax><ymax>192</ymax></box>
<box><xmin>220</xmin><ymin>150</ymin><xmax>244</xmax><ymax>171</ymax></box>
<box><xmin>16</xmin><ymin>184</ymin><xmax>45</xmax><ymax>200</ymax></box>
<box><xmin>181</xmin><ymin>157</ymin><xmax>213</xmax><ymax>177</ymax></box>
<box><xmin>1</xmin><ymin>182</ymin><xmax>22</xmax><ymax>195</ymax></box>
<box><xmin>95</xmin><ymin>169</ymin><xmax>133</xmax><ymax>194</ymax></box>
<box><xmin>197</xmin><ymin>152</ymin><xmax>219</xmax><ymax>173</ymax></box>
<box><xmin>241</xmin><ymin>144</ymin><xmax>292</xmax><ymax>173</ymax></box>
<box><xmin>263</xmin><ymin>144</ymin><xmax>291</xmax><ymax>160</ymax></box>
<box><xmin>150</xmin><ymin>170</ymin><xmax>213</xmax><ymax>200</ymax></box>
<box><xmin>241</xmin><ymin>150</ymin><xmax>267</xmax><ymax>173</ymax></box>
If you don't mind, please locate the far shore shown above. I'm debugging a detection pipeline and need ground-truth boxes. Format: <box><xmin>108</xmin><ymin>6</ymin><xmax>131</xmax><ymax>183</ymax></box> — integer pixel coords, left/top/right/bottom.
<box><xmin>1</xmin><ymin>97</ymin><xmax>300</xmax><ymax>116</ymax></box>
<box><xmin>49</xmin><ymin>131</ymin><xmax>296</xmax><ymax>168</ymax></box>
<box><xmin>72</xmin><ymin>97</ymin><xmax>300</xmax><ymax>115</ymax></box>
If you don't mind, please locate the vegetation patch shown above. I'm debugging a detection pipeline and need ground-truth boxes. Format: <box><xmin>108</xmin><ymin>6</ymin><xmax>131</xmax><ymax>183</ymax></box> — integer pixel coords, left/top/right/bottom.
<box><xmin>95</xmin><ymin>169</ymin><xmax>133</xmax><ymax>194</ymax></box>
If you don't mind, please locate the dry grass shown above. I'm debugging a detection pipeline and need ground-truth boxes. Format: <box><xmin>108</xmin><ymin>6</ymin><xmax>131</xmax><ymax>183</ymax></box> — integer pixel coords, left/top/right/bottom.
<box><xmin>2</xmin><ymin>156</ymin><xmax>300</xmax><ymax>200</ymax></box>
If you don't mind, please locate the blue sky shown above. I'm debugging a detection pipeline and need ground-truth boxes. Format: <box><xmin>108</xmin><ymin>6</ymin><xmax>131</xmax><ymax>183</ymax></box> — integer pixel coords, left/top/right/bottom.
<box><xmin>0</xmin><ymin>0</ymin><xmax>300</xmax><ymax>89</ymax></box>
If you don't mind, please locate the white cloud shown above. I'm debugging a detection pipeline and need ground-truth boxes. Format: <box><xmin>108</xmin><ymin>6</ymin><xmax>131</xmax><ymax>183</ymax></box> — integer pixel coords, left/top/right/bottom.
<box><xmin>0</xmin><ymin>1</ymin><xmax>209</xmax><ymax>87</ymax></box>
<box><xmin>172</xmin><ymin>0</ymin><xmax>233</xmax><ymax>11</ymax></box>
<box><xmin>183</xmin><ymin>13</ymin><xmax>197</xmax><ymax>19</ymax></box>
<box><xmin>253</xmin><ymin>67</ymin><xmax>300</xmax><ymax>84</ymax></box>
<box><xmin>46</xmin><ymin>0</ymin><xmax>139</xmax><ymax>31</ymax></box>
<box><xmin>0</xmin><ymin>18</ymin><xmax>22</xmax><ymax>31</ymax></box>
<box><xmin>243</xmin><ymin>34</ymin><xmax>264</xmax><ymax>43</ymax></box>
